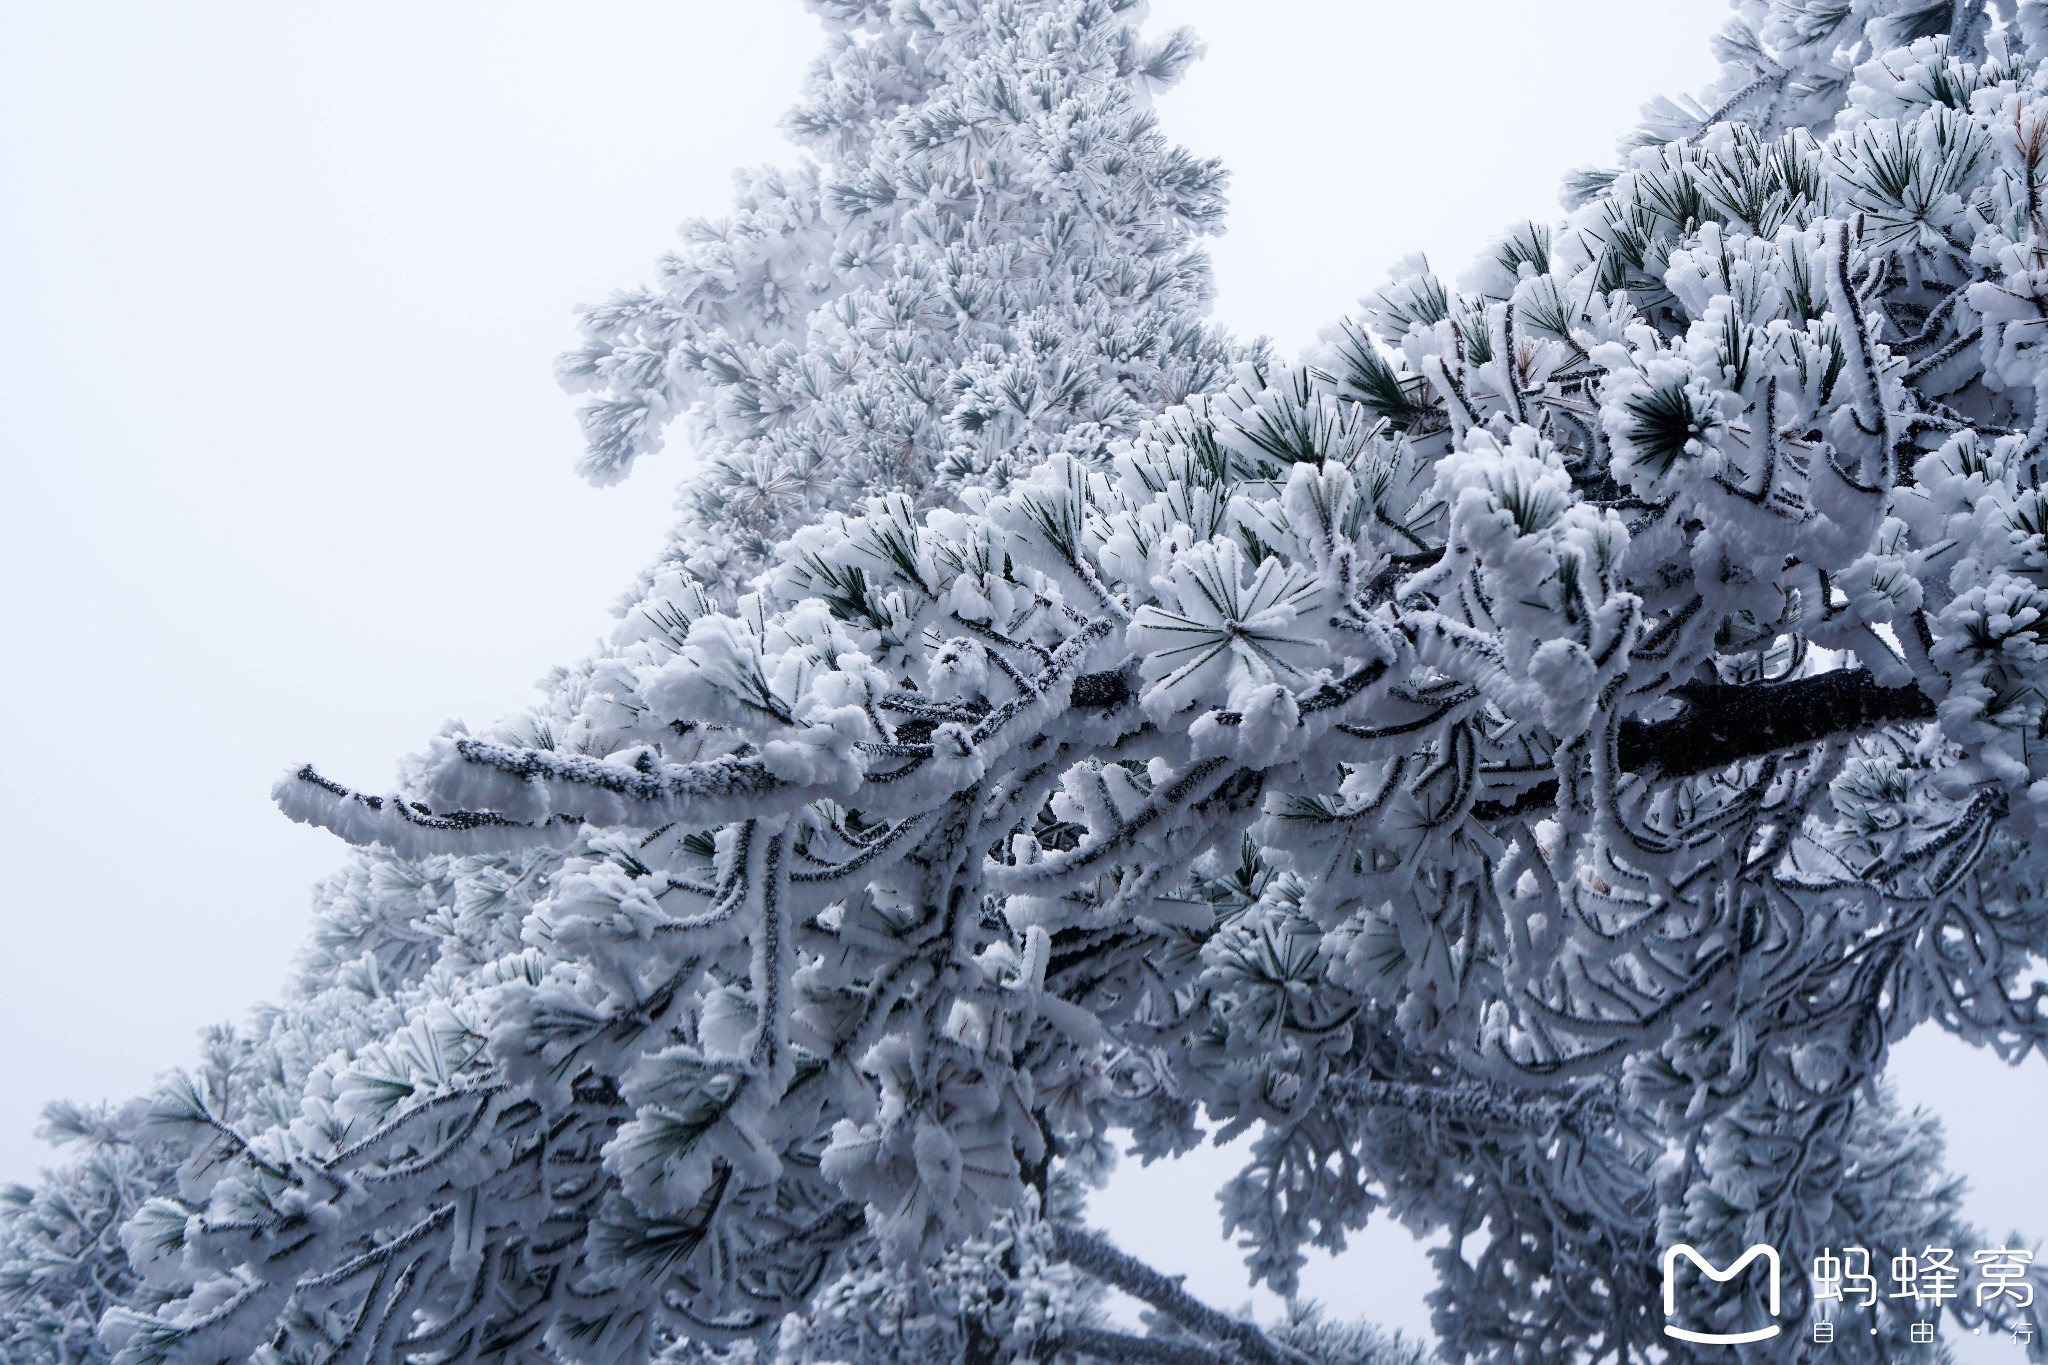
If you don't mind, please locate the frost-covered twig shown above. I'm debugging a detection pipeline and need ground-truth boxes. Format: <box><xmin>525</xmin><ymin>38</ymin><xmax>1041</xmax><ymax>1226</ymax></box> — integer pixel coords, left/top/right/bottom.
<box><xmin>1051</xmin><ymin>1224</ymin><xmax>1315</xmax><ymax>1365</ymax></box>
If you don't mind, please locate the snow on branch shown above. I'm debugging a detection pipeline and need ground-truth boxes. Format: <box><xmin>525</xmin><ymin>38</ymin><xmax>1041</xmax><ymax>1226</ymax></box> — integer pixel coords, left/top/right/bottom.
<box><xmin>89</xmin><ymin>5</ymin><xmax>2048</xmax><ymax>1364</ymax></box>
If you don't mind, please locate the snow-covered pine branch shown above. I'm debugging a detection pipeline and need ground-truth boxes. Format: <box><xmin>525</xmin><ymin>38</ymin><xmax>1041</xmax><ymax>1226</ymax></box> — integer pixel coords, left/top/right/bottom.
<box><xmin>21</xmin><ymin>3</ymin><xmax>2048</xmax><ymax>1364</ymax></box>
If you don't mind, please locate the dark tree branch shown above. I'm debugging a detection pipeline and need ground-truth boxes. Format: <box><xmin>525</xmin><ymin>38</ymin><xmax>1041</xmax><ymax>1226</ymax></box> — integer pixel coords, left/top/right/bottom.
<box><xmin>1067</xmin><ymin>666</ymin><xmax>1937</xmax><ymax>817</ymax></box>
<box><xmin>1468</xmin><ymin>670</ymin><xmax>1935</xmax><ymax>819</ymax></box>
<box><xmin>1614</xmin><ymin>670</ymin><xmax>1934</xmax><ymax>779</ymax></box>
<box><xmin>1070</xmin><ymin>668</ymin><xmax>1139</xmax><ymax>710</ymax></box>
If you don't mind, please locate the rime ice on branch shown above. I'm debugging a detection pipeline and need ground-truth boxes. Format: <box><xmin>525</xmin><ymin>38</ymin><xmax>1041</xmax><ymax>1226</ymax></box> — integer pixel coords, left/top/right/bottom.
<box><xmin>556</xmin><ymin>0</ymin><xmax>1244</xmax><ymax>593</ymax></box>
<box><xmin>28</xmin><ymin>2</ymin><xmax>2048</xmax><ymax>1364</ymax></box>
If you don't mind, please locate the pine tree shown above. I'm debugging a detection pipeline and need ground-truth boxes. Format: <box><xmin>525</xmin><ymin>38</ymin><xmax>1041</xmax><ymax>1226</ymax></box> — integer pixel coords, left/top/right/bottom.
<box><xmin>5</xmin><ymin>1</ymin><xmax>1261</xmax><ymax>1361</ymax></box>
<box><xmin>17</xmin><ymin>1</ymin><xmax>2048</xmax><ymax>1363</ymax></box>
<box><xmin>556</xmin><ymin>0</ymin><xmax>1245</xmax><ymax>593</ymax></box>
<box><xmin>2</xmin><ymin>1104</ymin><xmax>166</xmax><ymax>1365</ymax></box>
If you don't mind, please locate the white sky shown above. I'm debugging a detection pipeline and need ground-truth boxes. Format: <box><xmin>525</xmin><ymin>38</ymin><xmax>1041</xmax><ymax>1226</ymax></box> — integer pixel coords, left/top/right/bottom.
<box><xmin>2</xmin><ymin>2</ymin><xmax>2041</xmax><ymax>1354</ymax></box>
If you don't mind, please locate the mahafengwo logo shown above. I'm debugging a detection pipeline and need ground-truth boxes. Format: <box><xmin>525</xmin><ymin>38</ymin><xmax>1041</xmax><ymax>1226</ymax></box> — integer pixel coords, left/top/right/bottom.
<box><xmin>1662</xmin><ymin>1243</ymin><xmax>1783</xmax><ymax>1346</ymax></box>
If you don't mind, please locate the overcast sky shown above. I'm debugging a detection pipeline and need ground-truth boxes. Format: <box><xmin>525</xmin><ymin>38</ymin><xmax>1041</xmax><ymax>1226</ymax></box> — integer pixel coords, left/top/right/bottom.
<box><xmin>3</xmin><ymin>2</ymin><xmax>2041</xmax><ymax>1353</ymax></box>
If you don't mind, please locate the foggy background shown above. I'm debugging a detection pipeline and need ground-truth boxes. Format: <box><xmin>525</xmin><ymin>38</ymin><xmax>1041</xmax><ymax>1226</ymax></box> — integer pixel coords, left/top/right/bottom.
<box><xmin>3</xmin><ymin>3</ymin><xmax>2040</xmax><ymax>1353</ymax></box>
